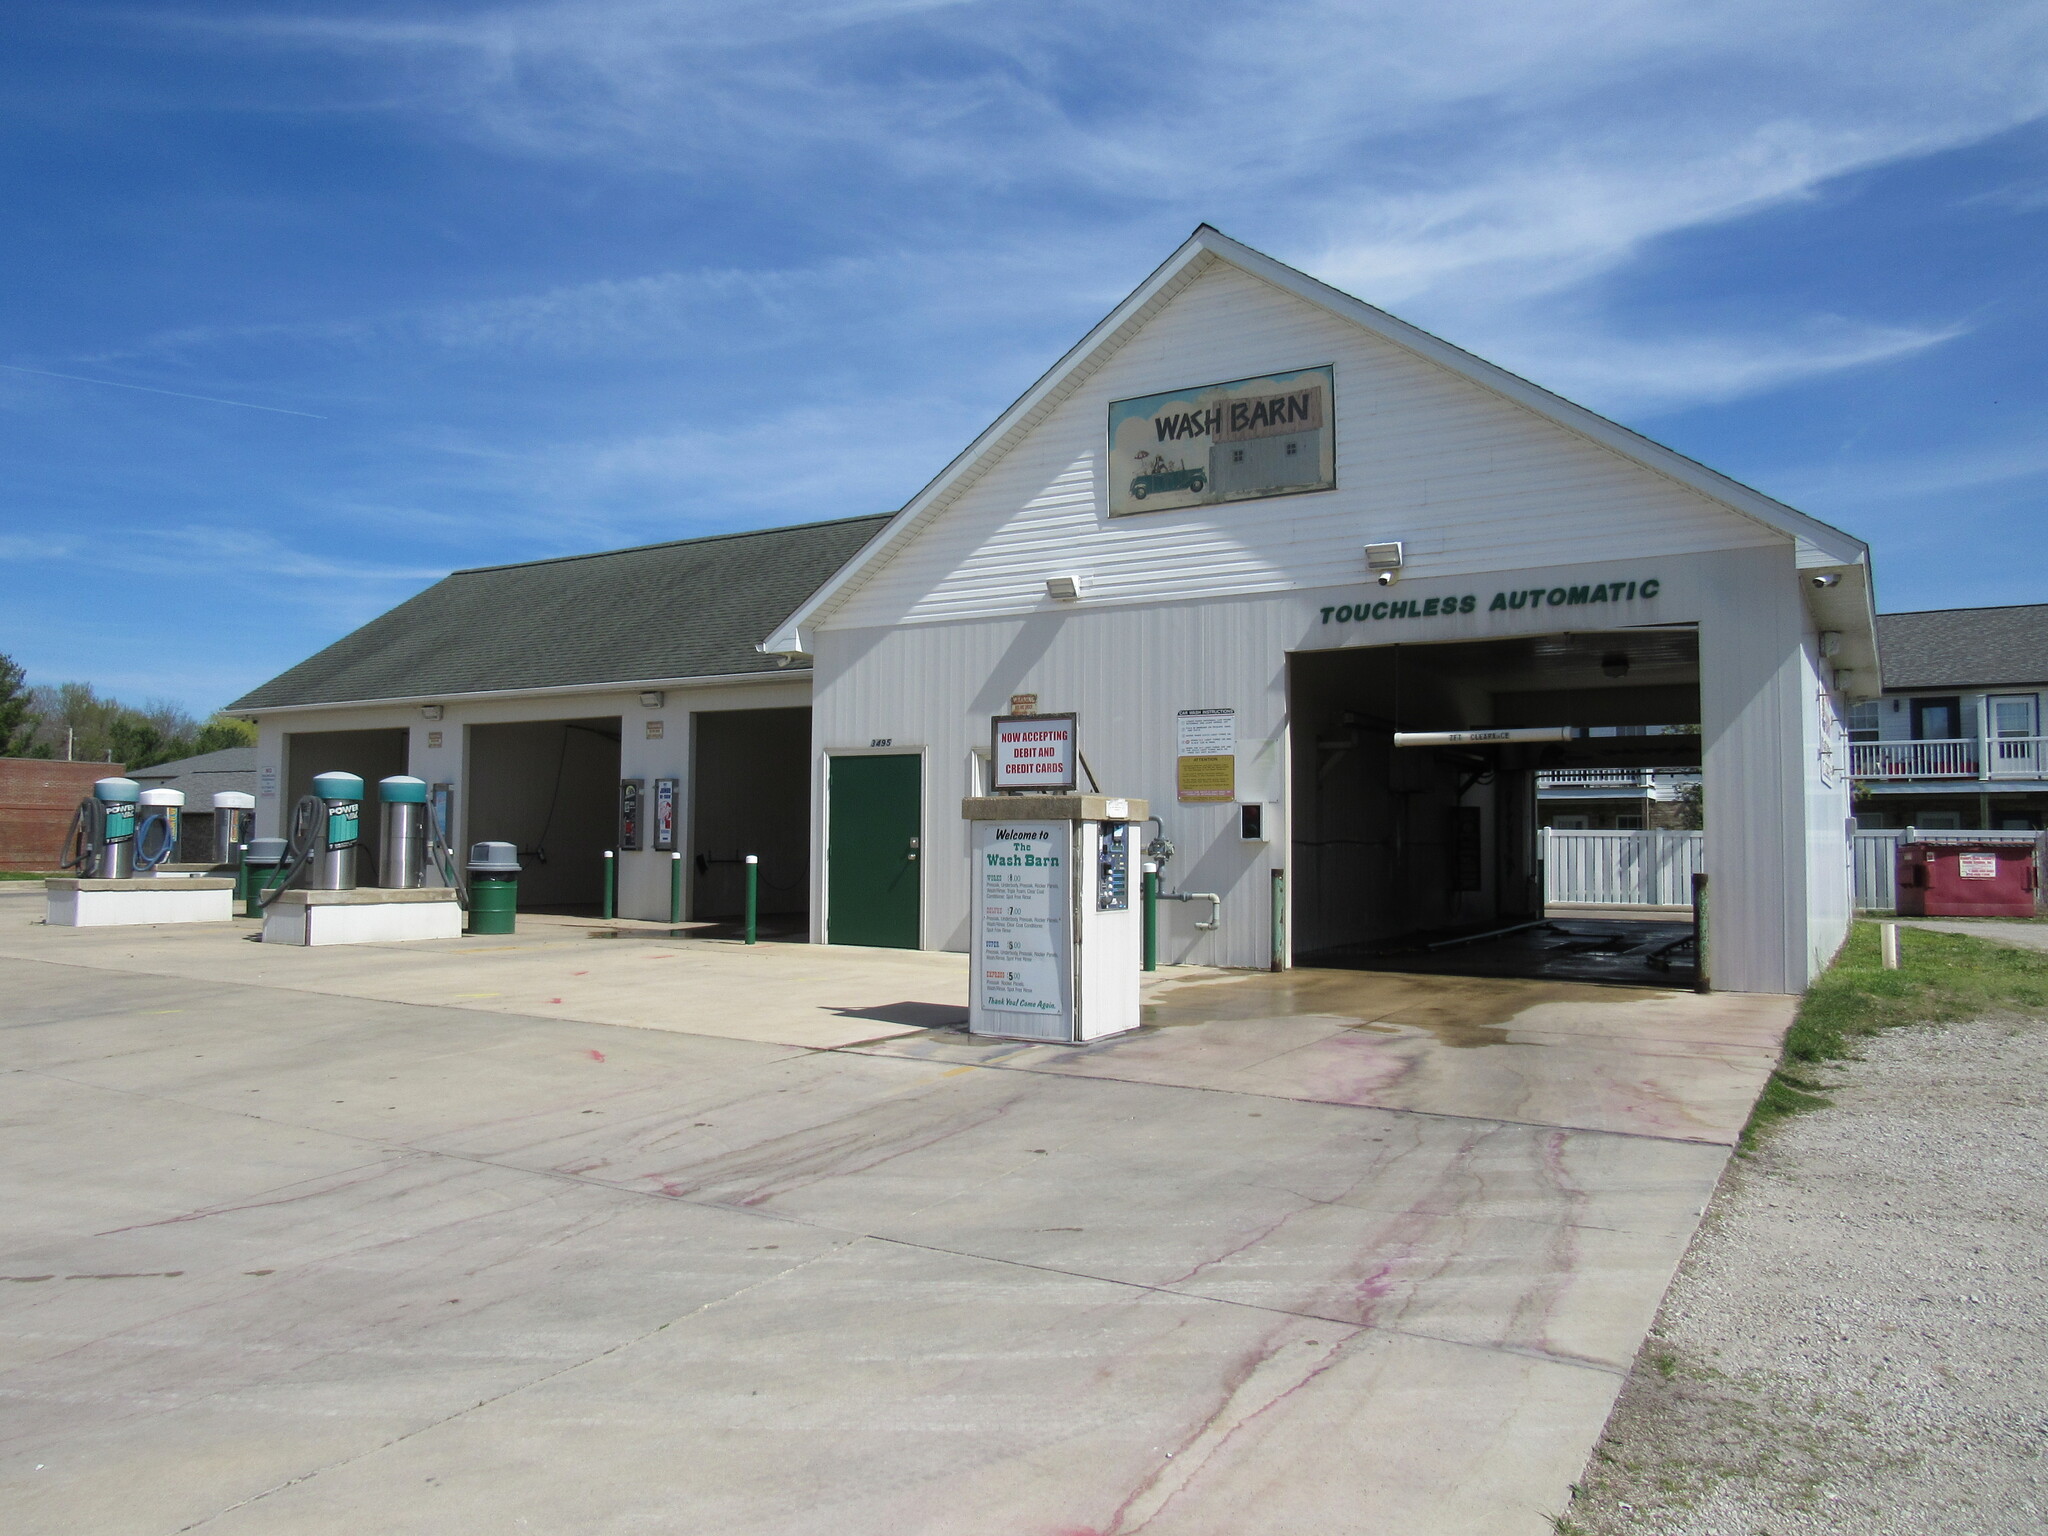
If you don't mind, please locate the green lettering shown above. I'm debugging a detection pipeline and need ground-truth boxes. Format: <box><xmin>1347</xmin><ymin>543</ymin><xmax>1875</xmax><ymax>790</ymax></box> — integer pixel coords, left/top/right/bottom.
<box><xmin>1371</xmin><ymin>600</ymin><xmax>1389</xmax><ymax>620</ymax></box>
<box><xmin>1460</xmin><ymin>594</ymin><xmax>1477</xmax><ymax>614</ymax></box>
<box><xmin>1423</xmin><ymin>596</ymin><xmax>1441</xmax><ymax>616</ymax></box>
<box><xmin>1547</xmin><ymin>588</ymin><xmax>1568</xmax><ymax>606</ymax></box>
<box><xmin>1567</xmin><ymin>586</ymin><xmax>1590</xmax><ymax>604</ymax></box>
<box><xmin>1321</xmin><ymin>606</ymin><xmax>1335</xmax><ymax>624</ymax></box>
<box><xmin>1640</xmin><ymin>578</ymin><xmax>1661</xmax><ymax>598</ymax></box>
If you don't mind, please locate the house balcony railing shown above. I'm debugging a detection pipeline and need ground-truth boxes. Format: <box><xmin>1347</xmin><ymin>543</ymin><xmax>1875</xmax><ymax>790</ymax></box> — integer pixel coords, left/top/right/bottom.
<box><xmin>1536</xmin><ymin>768</ymin><xmax>1654</xmax><ymax>789</ymax></box>
<box><xmin>1852</xmin><ymin>736</ymin><xmax>2048</xmax><ymax>780</ymax></box>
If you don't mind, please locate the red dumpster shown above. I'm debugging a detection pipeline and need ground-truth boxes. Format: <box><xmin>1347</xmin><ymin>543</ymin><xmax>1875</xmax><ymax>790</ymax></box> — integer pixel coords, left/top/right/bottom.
<box><xmin>1896</xmin><ymin>839</ymin><xmax>2040</xmax><ymax>918</ymax></box>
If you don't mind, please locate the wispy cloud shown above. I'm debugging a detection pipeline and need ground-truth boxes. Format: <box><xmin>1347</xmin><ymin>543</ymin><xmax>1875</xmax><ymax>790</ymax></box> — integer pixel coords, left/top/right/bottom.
<box><xmin>149</xmin><ymin>0</ymin><xmax>2048</xmax><ymax>421</ymax></box>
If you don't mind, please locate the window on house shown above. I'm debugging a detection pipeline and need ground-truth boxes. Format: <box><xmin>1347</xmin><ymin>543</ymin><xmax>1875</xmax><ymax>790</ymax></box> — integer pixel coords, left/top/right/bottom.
<box><xmin>1919</xmin><ymin>810</ymin><xmax>1964</xmax><ymax>830</ymax></box>
<box><xmin>1911</xmin><ymin>697</ymin><xmax>1962</xmax><ymax>740</ymax></box>
<box><xmin>1613</xmin><ymin>813</ymin><xmax>1644</xmax><ymax>829</ymax></box>
<box><xmin>1550</xmin><ymin>814</ymin><xmax>1591</xmax><ymax>830</ymax></box>
<box><xmin>1847</xmin><ymin>700</ymin><xmax>1881</xmax><ymax>742</ymax></box>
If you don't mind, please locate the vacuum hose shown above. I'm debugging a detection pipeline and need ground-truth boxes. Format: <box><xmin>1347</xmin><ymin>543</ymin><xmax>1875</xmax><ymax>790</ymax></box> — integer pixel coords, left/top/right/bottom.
<box><xmin>135</xmin><ymin>815</ymin><xmax>178</xmax><ymax>871</ymax></box>
<box><xmin>423</xmin><ymin>809</ymin><xmax>469</xmax><ymax>911</ymax></box>
<box><xmin>255</xmin><ymin>795</ymin><xmax>324</xmax><ymax>910</ymax></box>
<box><xmin>60</xmin><ymin>799</ymin><xmax>106</xmax><ymax>877</ymax></box>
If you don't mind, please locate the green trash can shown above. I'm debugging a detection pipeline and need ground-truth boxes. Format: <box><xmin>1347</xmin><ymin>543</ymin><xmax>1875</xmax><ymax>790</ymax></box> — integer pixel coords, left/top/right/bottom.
<box><xmin>243</xmin><ymin>837</ymin><xmax>289</xmax><ymax>917</ymax></box>
<box><xmin>467</xmin><ymin>841</ymin><xmax>520</xmax><ymax>935</ymax></box>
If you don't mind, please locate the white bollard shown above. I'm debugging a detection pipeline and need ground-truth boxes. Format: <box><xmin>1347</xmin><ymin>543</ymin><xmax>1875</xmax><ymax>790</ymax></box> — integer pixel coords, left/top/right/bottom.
<box><xmin>1880</xmin><ymin>921</ymin><xmax>1901</xmax><ymax>970</ymax></box>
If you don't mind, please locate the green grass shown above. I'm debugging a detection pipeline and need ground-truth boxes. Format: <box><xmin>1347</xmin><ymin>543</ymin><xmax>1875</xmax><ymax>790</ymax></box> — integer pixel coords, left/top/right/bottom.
<box><xmin>1742</xmin><ymin>919</ymin><xmax>2048</xmax><ymax>1149</ymax></box>
<box><xmin>0</xmin><ymin>870</ymin><xmax>54</xmax><ymax>881</ymax></box>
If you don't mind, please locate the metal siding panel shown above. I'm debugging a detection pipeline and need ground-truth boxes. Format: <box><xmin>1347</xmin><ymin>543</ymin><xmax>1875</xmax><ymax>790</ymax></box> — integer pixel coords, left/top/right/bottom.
<box><xmin>827</xmin><ymin>264</ymin><xmax>1777</xmax><ymax>630</ymax></box>
<box><xmin>1699</xmin><ymin>546</ymin><xmax>1810</xmax><ymax>993</ymax></box>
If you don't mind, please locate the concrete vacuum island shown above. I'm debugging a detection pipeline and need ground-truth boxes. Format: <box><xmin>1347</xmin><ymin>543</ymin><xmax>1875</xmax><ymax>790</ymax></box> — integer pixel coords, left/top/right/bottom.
<box><xmin>46</xmin><ymin>769</ymin><xmax>470</xmax><ymax>945</ymax></box>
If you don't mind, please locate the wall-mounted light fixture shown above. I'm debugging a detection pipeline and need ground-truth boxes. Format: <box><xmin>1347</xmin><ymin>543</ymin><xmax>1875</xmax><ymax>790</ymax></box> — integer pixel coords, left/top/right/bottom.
<box><xmin>1818</xmin><ymin>630</ymin><xmax>1843</xmax><ymax>658</ymax></box>
<box><xmin>1810</xmin><ymin>572</ymin><xmax>1842</xmax><ymax>589</ymax></box>
<box><xmin>1364</xmin><ymin>542</ymin><xmax>1404</xmax><ymax>585</ymax></box>
<box><xmin>640</xmin><ymin>690</ymin><xmax>665</xmax><ymax>708</ymax></box>
<box><xmin>1045</xmin><ymin>575</ymin><xmax>1083</xmax><ymax>601</ymax></box>
<box><xmin>420</xmin><ymin>704</ymin><xmax>443</xmax><ymax>720</ymax></box>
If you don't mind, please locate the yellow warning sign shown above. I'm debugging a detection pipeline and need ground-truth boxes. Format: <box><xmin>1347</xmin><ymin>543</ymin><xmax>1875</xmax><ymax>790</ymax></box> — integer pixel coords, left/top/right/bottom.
<box><xmin>1177</xmin><ymin>754</ymin><xmax>1236</xmax><ymax>803</ymax></box>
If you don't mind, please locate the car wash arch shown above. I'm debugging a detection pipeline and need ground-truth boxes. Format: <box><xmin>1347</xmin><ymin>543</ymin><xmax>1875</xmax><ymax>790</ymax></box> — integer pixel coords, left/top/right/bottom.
<box><xmin>1287</xmin><ymin>626</ymin><xmax>1703</xmax><ymax>983</ymax></box>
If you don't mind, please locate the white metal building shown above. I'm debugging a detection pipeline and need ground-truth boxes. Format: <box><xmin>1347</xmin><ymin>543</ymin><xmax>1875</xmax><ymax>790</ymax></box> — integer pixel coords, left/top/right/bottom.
<box><xmin>235</xmin><ymin>226</ymin><xmax>1879</xmax><ymax>995</ymax></box>
<box><xmin>772</xmin><ymin>228</ymin><xmax>1877</xmax><ymax>994</ymax></box>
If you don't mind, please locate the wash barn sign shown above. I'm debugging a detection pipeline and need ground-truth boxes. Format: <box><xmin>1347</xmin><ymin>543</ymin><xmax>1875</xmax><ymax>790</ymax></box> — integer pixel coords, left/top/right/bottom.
<box><xmin>1108</xmin><ymin>365</ymin><xmax>1336</xmax><ymax>516</ymax></box>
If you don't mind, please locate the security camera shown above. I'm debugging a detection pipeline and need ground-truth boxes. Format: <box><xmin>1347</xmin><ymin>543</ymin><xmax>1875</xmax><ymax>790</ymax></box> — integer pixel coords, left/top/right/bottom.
<box><xmin>1376</xmin><ymin>570</ymin><xmax>1397</xmax><ymax>587</ymax></box>
<box><xmin>1809</xmin><ymin>573</ymin><xmax>1841</xmax><ymax>589</ymax></box>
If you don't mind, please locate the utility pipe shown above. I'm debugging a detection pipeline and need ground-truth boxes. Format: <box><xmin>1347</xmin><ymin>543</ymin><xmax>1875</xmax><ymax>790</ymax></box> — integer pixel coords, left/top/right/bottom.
<box><xmin>602</xmin><ymin>849</ymin><xmax>616</xmax><ymax>920</ymax></box>
<box><xmin>744</xmin><ymin>854</ymin><xmax>759</xmax><ymax>945</ymax></box>
<box><xmin>1159</xmin><ymin>889</ymin><xmax>1221</xmax><ymax>931</ymax></box>
<box><xmin>669</xmin><ymin>851</ymin><xmax>683</xmax><ymax>925</ymax></box>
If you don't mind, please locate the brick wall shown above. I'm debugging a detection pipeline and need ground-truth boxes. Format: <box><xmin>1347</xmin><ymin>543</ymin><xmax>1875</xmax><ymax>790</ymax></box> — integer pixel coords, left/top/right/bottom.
<box><xmin>0</xmin><ymin>760</ymin><xmax>126</xmax><ymax>872</ymax></box>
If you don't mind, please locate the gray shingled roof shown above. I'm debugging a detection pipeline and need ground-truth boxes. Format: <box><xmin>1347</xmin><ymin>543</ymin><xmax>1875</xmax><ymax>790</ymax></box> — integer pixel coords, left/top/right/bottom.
<box><xmin>1877</xmin><ymin>604</ymin><xmax>2048</xmax><ymax>690</ymax></box>
<box><xmin>232</xmin><ymin>515</ymin><xmax>889</xmax><ymax>710</ymax></box>
<box><xmin>129</xmin><ymin>748</ymin><xmax>257</xmax><ymax>798</ymax></box>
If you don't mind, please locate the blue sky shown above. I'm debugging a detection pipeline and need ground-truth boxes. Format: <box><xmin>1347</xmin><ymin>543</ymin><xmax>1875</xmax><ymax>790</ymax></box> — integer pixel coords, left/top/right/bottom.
<box><xmin>5</xmin><ymin>0</ymin><xmax>2047</xmax><ymax>715</ymax></box>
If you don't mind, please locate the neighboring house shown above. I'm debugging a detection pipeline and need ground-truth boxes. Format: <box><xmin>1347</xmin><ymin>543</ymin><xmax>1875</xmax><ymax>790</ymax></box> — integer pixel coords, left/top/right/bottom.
<box><xmin>1537</xmin><ymin>767</ymin><xmax>1700</xmax><ymax>830</ymax></box>
<box><xmin>129</xmin><ymin>747</ymin><xmax>259</xmax><ymax>861</ymax></box>
<box><xmin>1536</xmin><ymin>728</ymin><xmax>1700</xmax><ymax>829</ymax></box>
<box><xmin>1853</xmin><ymin>604</ymin><xmax>2048</xmax><ymax>830</ymax></box>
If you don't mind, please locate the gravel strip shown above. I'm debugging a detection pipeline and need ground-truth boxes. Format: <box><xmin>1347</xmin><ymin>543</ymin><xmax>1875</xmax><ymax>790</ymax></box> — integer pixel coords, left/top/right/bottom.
<box><xmin>1561</xmin><ymin>1013</ymin><xmax>2048</xmax><ymax>1534</ymax></box>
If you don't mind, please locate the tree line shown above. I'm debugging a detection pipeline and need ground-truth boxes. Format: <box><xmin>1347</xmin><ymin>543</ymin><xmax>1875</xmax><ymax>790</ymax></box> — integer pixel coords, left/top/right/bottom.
<box><xmin>0</xmin><ymin>653</ymin><xmax>254</xmax><ymax>770</ymax></box>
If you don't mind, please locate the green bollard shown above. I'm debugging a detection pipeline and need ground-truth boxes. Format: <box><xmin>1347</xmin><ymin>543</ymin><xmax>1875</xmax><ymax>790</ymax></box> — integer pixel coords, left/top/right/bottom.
<box><xmin>1270</xmin><ymin>868</ymin><xmax>1286</xmax><ymax>972</ymax></box>
<box><xmin>744</xmin><ymin>854</ymin><xmax>758</xmax><ymax>944</ymax></box>
<box><xmin>601</xmin><ymin>849</ymin><xmax>616</xmax><ymax>921</ymax></box>
<box><xmin>669</xmin><ymin>851</ymin><xmax>683</xmax><ymax>925</ymax></box>
<box><xmin>1143</xmin><ymin>862</ymin><xmax>1159</xmax><ymax>973</ymax></box>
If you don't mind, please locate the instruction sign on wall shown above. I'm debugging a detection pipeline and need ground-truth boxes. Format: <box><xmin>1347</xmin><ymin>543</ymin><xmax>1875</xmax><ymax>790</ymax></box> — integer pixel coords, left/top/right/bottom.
<box><xmin>991</xmin><ymin>713</ymin><xmax>1077</xmax><ymax>791</ymax></box>
<box><xmin>1176</xmin><ymin>708</ymin><xmax>1237</xmax><ymax>803</ymax></box>
<box><xmin>974</xmin><ymin>822</ymin><xmax>1071</xmax><ymax>1026</ymax></box>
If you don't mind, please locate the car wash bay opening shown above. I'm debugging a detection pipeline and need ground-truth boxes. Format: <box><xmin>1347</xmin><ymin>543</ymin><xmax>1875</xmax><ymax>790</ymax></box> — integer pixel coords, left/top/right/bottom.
<box><xmin>1288</xmin><ymin>628</ymin><xmax>1702</xmax><ymax>984</ymax></box>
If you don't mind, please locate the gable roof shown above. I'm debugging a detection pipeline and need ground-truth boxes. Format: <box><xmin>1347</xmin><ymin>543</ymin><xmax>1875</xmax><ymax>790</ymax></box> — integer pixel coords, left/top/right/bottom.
<box><xmin>233</xmin><ymin>515</ymin><xmax>890</xmax><ymax>711</ymax></box>
<box><xmin>128</xmin><ymin>747</ymin><xmax>257</xmax><ymax>797</ymax></box>
<box><xmin>1877</xmin><ymin>604</ymin><xmax>2048</xmax><ymax>690</ymax></box>
<box><xmin>763</xmin><ymin>225</ymin><xmax>1872</xmax><ymax>656</ymax></box>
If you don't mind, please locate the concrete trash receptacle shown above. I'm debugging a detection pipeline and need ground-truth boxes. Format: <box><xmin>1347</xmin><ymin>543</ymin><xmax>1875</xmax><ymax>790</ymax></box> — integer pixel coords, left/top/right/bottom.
<box><xmin>467</xmin><ymin>841</ymin><xmax>521</xmax><ymax>935</ymax></box>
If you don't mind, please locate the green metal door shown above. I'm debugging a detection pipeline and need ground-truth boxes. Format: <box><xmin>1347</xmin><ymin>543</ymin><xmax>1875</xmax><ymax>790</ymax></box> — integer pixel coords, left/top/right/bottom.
<box><xmin>827</xmin><ymin>754</ymin><xmax>921</xmax><ymax>948</ymax></box>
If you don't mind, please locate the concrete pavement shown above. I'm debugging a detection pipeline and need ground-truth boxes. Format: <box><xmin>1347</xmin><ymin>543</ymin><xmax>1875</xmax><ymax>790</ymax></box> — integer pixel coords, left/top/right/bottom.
<box><xmin>0</xmin><ymin>892</ymin><xmax>1792</xmax><ymax>1534</ymax></box>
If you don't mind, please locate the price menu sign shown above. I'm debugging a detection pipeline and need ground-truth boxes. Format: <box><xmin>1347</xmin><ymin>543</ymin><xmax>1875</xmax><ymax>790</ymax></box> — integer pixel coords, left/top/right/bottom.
<box><xmin>991</xmin><ymin>713</ymin><xmax>1078</xmax><ymax>791</ymax></box>
<box><xmin>973</xmin><ymin>822</ymin><xmax>1072</xmax><ymax>1031</ymax></box>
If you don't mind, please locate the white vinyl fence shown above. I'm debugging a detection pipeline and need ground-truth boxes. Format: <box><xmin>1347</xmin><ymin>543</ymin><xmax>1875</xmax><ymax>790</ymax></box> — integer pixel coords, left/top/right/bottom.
<box><xmin>1853</xmin><ymin>829</ymin><xmax>1902</xmax><ymax>913</ymax></box>
<box><xmin>1541</xmin><ymin>828</ymin><xmax>1703</xmax><ymax>907</ymax></box>
<box><xmin>1546</xmin><ymin>826</ymin><xmax>2022</xmax><ymax>913</ymax></box>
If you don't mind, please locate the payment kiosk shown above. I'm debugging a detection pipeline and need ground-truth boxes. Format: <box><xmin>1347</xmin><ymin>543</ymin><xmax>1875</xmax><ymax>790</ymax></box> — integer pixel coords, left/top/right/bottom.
<box><xmin>963</xmin><ymin>793</ymin><xmax>1147</xmax><ymax>1043</ymax></box>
